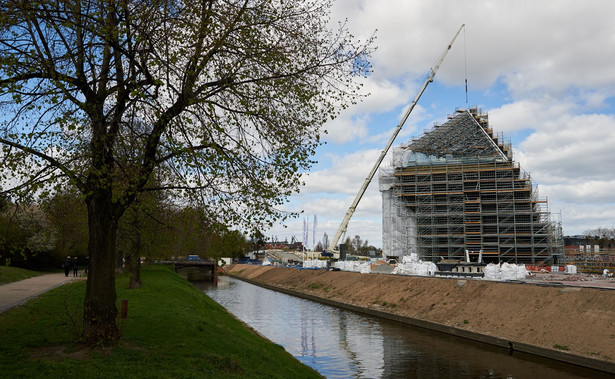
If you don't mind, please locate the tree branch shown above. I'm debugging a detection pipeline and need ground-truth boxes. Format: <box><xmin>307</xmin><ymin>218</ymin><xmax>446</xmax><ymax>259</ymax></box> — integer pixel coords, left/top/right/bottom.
<box><xmin>0</xmin><ymin>137</ymin><xmax>85</xmax><ymax>192</ymax></box>
<box><xmin>155</xmin><ymin>142</ymin><xmax>218</xmax><ymax>164</ymax></box>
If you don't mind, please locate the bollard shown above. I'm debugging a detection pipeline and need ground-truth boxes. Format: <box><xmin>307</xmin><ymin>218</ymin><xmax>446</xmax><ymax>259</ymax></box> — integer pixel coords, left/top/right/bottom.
<box><xmin>120</xmin><ymin>299</ymin><xmax>128</xmax><ymax>319</ymax></box>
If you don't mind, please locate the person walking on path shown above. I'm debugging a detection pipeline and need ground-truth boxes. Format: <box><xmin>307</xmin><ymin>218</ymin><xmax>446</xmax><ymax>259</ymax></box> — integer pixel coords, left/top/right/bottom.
<box><xmin>63</xmin><ymin>256</ymin><xmax>72</xmax><ymax>277</ymax></box>
<box><xmin>73</xmin><ymin>257</ymin><xmax>79</xmax><ymax>277</ymax></box>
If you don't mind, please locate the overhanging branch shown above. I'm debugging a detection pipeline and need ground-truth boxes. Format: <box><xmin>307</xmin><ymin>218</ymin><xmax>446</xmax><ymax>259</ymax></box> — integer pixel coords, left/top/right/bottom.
<box><xmin>0</xmin><ymin>137</ymin><xmax>85</xmax><ymax>192</ymax></box>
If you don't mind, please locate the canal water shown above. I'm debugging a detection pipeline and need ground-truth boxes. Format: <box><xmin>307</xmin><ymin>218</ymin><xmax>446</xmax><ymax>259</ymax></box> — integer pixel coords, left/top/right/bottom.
<box><xmin>197</xmin><ymin>275</ymin><xmax>608</xmax><ymax>379</ymax></box>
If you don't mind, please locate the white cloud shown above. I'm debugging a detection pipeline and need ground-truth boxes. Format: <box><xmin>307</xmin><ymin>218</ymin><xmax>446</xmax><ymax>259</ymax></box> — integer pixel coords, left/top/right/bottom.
<box><xmin>304</xmin><ymin>149</ymin><xmax>381</xmax><ymax>194</ymax></box>
<box><xmin>333</xmin><ymin>0</ymin><xmax>615</xmax><ymax>94</ymax></box>
<box><xmin>542</xmin><ymin>181</ymin><xmax>615</xmax><ymax>206</ymax></box>
<box><xmin>489</xmin><ymin>99</ymin><xmax>575</xmax><ymax>133</ymax></box>
<box><xmin>518</xmin><ymin>113</ymin><xmax>615</xmax><ymax>182</ymax></box>
<box><xmin>324</xmin><ymin>112</ymin><xmax>369</xmax><ymax>145</ymax></box>
<box><xmin>324</xmin><ymin>76</ymin><xmax>420</xmax><ymax>144</ymax></box>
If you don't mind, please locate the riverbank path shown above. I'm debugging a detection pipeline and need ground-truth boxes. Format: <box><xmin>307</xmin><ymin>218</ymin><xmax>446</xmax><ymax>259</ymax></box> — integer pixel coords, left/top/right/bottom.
<box><xmin>0</xmin><ymin>273</ymin><xmax>81</xmax><ymax>313</ymax></box>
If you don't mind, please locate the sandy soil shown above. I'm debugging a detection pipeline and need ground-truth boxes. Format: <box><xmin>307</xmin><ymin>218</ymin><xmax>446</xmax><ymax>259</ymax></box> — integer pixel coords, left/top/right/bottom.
<box><xmin>226</xmin><ymin>264</ymin><xmax>615</xmax><ymax>363</ymax></box>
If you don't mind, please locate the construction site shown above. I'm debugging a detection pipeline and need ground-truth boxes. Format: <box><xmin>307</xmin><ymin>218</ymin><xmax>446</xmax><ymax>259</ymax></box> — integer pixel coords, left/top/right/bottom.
<box><xmin>379</xmin><ymin>108</ymin><xmax>564</xmax><ymax>265</ymax></box>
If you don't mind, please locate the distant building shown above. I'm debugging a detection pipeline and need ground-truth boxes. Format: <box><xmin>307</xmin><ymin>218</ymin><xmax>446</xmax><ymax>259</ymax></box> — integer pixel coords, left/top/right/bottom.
<box><xmin>564</xmin><ymin>235</ymin><xmax>587</xmax><ymax>252</ymax></box>
<box><xmin>564</xmin><ymin>235</ymin><xmax>615</xmax><ymax>254</ymax></box>
<box><xmin>379</xmin><ymin>108</ymin><xmax>564</xmax><ymax>264</ymax></box>
<box><xmin>265</xmin><ymin>241</ymin><xmax>303</xmax><ymax>251</ymax></box>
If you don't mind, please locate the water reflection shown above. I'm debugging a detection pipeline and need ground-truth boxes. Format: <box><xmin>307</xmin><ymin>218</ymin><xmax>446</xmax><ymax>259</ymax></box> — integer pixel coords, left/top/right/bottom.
<box><xmin>198</xmin><ymin>275</ymin><xmax>609</xmax><ymax>379</ymax></box>
<box><xmin>176</xmin><ymin>267</ymin><xmax>214</xmax><ymax>282</ymax></box>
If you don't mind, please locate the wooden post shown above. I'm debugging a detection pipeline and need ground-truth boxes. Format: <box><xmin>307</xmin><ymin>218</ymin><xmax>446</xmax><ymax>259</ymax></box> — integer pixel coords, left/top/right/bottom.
<box><xmin>120</xmin><ymin>299</ymin><xmax>128</xmax><ymax>319</ymax></box>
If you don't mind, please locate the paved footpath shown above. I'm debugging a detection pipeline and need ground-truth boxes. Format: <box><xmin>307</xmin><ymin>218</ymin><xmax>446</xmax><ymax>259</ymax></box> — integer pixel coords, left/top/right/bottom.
<box><xmin>0</xmin><ymin>273</ymin><xmax>81</xmax><ymax>313</ymax></box>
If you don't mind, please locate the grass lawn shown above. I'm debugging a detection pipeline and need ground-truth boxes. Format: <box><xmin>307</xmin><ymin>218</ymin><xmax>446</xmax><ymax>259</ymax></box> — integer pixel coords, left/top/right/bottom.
<box><xmin>0</xmin><ymin>265</ymin><xmax>321</xmax><ymax>378</ymax></box>
<box><xmin>0</xmin><ymin>266</ymin><xmax>46</xmax><ymax>285</ymax></box>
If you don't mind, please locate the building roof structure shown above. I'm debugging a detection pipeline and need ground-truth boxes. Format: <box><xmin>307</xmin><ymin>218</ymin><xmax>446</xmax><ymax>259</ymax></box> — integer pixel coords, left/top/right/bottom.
<box><xmin>407</xmin><ymin>109</ymin><xmax>509</xmax><ymax>161</ymax></box>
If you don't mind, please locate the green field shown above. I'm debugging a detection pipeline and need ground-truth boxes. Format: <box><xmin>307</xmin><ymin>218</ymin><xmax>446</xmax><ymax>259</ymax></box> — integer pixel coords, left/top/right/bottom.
<box><xmin>0</xmin><ymin>265</ymin><xmax>321</xmax><ymax>378</ymax></box>
<box><xmin>0</xmin><ymin>266</ymin><xmax>46</xmax><ymax>285</ymax></box>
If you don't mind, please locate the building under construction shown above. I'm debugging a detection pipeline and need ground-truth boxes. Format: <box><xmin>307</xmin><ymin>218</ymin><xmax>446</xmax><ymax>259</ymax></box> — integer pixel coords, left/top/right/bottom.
<box><xmin>379</xmin><ymin>108</ymin><xmax>564</xmax><ymax>265</ymax></box>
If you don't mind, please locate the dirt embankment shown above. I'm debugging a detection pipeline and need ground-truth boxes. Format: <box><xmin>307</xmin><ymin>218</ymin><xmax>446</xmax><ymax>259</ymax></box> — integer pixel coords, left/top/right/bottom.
<box><xmin>226</xmin><ymin>264</ymin><xmax>615</xmax><ymax>365</ymax></box>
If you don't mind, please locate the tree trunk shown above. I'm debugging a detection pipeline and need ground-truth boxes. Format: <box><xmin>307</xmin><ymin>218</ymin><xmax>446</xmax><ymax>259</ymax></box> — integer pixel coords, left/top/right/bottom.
<box><xmin>82</xmin><ymin>189</ymin><xmax>120</xmax><ymax>345</ymax></box>
<box><xmin>128</xmin><ymin>213</ymin><xmax>142</xmax><ymax>289</ymax></box>
<box><xmin>125</xmin><ymin>203</ymin><xmax>143</xmax><ymax>289</ymax></box>
<box><xmin>128</xmin><ymin>254</ymin><xmax>142</xmax><ymax>289</ymax></box>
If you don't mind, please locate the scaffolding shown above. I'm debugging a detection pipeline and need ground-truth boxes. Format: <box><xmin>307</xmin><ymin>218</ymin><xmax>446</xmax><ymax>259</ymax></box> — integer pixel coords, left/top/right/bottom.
<box><xmin>379</xmin><ymin>108</ymin><xmax>564</xmax><ymax>265</ymax></box>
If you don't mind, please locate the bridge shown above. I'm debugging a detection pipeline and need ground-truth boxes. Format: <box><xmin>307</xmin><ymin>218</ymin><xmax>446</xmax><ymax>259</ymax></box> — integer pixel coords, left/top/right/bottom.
<box><xmin>159</xmin><ymin>259</ymin><xmax>217</xmax><ymax>277</ymax></box>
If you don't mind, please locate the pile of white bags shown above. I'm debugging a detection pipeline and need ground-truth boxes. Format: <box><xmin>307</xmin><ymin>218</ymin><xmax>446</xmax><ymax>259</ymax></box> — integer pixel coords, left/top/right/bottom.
<box><xmin>564</xmin><ymin>264</ymin><xmax>577</xmax><ymax>274</ymax></box>
<box><xmin>392</xmin><ymin>254</ymin><xmax>438</xmax><ymax>276</ymax></box>
<box><xmin>483</xmin><ymin>263</ymin><xmax>528</xmax><ymax>281</ymax></box>
<box><xmin>302</xmin><ymin>259</ymin><xmax>328</xmax><ymax>269</ymax></box>
<box><xmin>332</xmin><ymin>260</ymin><xmax>372</xmax><ymax>274</ymax></box>
<box><xmin>483</xmin><ymin>263</ymin><xmax>499</xmax><ymax>279</ymax></box>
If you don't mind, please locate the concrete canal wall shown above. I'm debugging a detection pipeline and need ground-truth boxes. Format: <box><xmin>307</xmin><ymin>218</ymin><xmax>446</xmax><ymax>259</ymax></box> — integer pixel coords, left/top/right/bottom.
<box><xmin>226</xmin><ymin>264</ymin><xmax>615</xmax><ymax>374</ymax></box>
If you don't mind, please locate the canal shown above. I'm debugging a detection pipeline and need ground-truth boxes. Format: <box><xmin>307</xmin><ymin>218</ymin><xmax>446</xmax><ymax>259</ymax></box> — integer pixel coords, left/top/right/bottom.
<box><xmin>197</xmin><ymin>275</ymin><xmax>608</xmax><ymax>378</ymax></box>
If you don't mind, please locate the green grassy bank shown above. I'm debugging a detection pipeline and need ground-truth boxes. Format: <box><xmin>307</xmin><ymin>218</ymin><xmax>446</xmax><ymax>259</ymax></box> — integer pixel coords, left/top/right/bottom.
<box><xmin>0</xmin><ymin>265</ymin><xmax>321</xmax><ymax>378</ymax></box>
<box><xmin>0</xmin><ymin>266</ymin><xmax>45</xmax><ymax>284</ymax></box>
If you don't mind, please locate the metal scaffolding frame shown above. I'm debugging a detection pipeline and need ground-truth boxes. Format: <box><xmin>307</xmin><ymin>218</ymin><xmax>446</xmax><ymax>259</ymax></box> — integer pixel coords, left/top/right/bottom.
<box><xmin>379</xmin><ymin>108</ymin><xmax>564</xmax><ymax>265</ymax></box>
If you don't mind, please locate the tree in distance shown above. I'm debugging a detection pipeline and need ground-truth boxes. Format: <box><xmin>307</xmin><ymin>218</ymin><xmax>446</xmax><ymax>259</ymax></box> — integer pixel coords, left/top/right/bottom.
<box><xmin>0</xmin><ymin>0</ymin><xmax>373</xmax><ymax>345</ymax></box>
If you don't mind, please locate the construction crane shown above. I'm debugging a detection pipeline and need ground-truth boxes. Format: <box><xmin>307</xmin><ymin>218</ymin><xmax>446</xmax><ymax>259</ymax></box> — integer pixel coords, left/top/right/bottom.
<box><xmin>326</xmin><ymin>24</ymin><xmax>466</xmax><ymax>256</ymax></box>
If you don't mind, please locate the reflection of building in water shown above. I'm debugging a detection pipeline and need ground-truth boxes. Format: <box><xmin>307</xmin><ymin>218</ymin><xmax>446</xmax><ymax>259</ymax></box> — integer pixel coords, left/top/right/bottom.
<box><xmin>379</xmin><ymin>108</ymin><xmax>564</xmax><ymax>265</ymax></box>
<box><xmin>176</xmin><ymin>266</ymin><xmax>214</xmax><ymax>282</ymax></box>
<box><xmin>336</xmin><ymin>311</ymin><xmax>384</xmax><ymax>378</ymax></box>
<box><xmin>299</xmin><ymin>303</ymin><xmax>319</xmax><ymax>361</ymax></box>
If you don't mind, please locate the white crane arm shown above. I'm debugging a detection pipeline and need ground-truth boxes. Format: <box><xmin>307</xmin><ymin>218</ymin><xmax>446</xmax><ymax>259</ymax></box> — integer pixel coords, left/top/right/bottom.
<box><xmin>327</xmin><ymin>24</ymin><xmax>465</xmax><ymax>254</ymax></box>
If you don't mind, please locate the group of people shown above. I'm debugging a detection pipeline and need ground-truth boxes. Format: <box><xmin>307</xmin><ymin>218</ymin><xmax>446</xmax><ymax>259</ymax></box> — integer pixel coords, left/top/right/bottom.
<box><xmin>63</xmin><ymin>256</ymin><xmax>88</xmax><ymax>277</ymax></box>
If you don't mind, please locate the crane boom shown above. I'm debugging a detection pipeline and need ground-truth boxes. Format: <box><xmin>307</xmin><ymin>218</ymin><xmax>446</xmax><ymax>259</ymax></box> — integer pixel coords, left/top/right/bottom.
<box><xmin>327</xmin><ymin>24</ymin><xmax>465</xmax><ymax>254</ymax></box>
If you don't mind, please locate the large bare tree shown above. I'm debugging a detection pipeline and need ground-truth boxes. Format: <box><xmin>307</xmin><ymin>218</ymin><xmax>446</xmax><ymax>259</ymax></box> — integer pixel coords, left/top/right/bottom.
<box><xmin>0</xmin><ymin>0</ymin><xmax>373</xmax><ymax>344</ymax></box>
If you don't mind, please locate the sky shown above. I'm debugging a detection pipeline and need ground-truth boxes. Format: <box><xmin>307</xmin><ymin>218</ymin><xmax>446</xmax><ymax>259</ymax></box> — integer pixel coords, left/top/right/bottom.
<box><xmin>267</xmin><ymin>0</ymin><xmax>615</xmax><ymax>250</ymax></box>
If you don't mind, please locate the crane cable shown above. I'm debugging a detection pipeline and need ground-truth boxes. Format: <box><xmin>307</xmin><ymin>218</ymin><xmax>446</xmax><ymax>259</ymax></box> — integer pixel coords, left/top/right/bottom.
<box><xmin>464</xmin><ymin>25</ymin><xmax>469</xmax><ymax>105</ymax></box>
